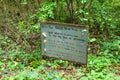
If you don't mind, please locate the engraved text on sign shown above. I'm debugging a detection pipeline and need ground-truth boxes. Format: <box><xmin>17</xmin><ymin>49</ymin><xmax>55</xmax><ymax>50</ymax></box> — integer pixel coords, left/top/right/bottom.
<box><xmin>41</xmin><ymin>22</ymin><xmax>88</xmax><ymax>64</ymax></box>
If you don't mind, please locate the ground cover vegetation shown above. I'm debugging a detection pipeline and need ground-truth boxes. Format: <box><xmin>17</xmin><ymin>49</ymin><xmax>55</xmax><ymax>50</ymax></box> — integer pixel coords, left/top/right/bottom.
<box><xmin>0</xmin><ymin>0</ymin><xmax>120</xmax><ymax>80</ymax></box>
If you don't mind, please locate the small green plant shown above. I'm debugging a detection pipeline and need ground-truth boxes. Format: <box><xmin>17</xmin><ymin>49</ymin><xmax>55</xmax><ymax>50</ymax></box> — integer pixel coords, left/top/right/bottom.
<box><xmin>101</xmin><ymin>40</ymin><xmax>120</xmax><ymax>59</ymax></box>
<box><xmin>31</xmin><ymin>2</ymin><xmax>56</xmax><ymax>21</ymax></box>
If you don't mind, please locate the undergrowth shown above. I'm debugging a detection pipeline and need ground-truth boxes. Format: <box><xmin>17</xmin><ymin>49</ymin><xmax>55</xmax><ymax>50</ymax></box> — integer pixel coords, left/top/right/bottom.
<box><xmin>0</xmin><ymin>48</ymin><xmax>120</xmax><ymax>80</ymax></box>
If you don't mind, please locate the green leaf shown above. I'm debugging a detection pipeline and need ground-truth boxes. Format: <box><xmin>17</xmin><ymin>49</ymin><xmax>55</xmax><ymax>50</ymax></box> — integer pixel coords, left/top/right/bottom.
<box><xmin>115</xmin><ymin>76</ymin><xmax>120</xmax><ymax>80</ymax></box>
<box><xmin>80</xmin><ymin>77</ymin><xmax>88</xmax><ymax>80</ymax></box>
<box><xmin>89</xmin><ymin>38</ymin><xmax>96</xmax><ymax>42</ymax></box>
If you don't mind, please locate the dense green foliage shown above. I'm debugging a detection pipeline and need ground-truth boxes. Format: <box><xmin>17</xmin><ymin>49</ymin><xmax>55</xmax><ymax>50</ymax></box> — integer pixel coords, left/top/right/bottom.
<box><xmin>0</xmin><ymin>50</ymin><xmax>119</xmax><ymax>79</ymax></box>
<box><xmin>0</xmin><ymin>0</ymin><xmax>120</xmax><ymax>80</ymax></box>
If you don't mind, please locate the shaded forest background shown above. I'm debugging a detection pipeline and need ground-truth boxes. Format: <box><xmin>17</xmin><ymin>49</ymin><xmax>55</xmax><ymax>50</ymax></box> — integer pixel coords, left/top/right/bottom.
<box><xmin>0</xmin><ymin>0</ymin><xmax>120</xmax><ymax>54</ymax></box>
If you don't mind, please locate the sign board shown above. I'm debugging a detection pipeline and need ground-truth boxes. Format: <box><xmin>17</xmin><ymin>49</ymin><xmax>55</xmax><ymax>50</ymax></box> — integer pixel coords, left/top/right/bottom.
<box><xmin>41</xmin><ymin>22</ymin><xmax>88</xmax><ymax>65</ymax></box>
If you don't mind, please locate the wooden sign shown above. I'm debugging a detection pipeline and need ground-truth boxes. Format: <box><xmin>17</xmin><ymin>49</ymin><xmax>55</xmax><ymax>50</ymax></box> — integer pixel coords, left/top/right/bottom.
<box><xmin>41</xmin><ymin>22</ymin><xmax>88</xmax><ymax>65</ymax></box>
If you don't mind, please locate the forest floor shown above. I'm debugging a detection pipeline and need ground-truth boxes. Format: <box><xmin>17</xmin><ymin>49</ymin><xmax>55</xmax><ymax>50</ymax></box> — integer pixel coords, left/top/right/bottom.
<box><xmin>0</xmin><ymin>50</ymin><xmax>120</xmax><ymax>80</ymax></box>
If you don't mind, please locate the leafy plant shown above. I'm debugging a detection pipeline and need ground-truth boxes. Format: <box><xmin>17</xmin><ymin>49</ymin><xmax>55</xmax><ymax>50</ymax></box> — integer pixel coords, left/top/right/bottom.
<box><xmin>31</xmin><ymin>2</ymin><xmax>56</xmax><ymax>21</ymax></box>
<box><xmin>101</xmin><ymin>40</ymin><xmax>120</xmax><ymax>58</ymax></box>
